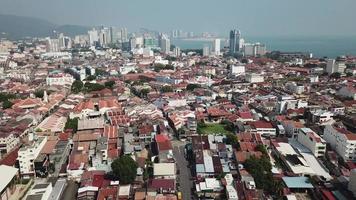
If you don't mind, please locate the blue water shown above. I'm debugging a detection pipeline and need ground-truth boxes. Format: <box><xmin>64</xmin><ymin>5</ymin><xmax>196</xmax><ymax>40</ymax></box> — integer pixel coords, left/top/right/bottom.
<box><xmin>172</xmin><ymin>36</ymin><xmax>356</xmax><ymax>58</ymax></box>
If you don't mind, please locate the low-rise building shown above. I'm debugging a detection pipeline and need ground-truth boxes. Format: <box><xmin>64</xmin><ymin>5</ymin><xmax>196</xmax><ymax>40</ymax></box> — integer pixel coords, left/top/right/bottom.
<box><xmin>297</xmin><ymin>128</ymin><xmax>326</xmax><ymax>158</ymax></box>
<box><xmin>323</xmin><ymin>125</ymin><xmax>356</xmax><ymax>162</ymax></box>
<box><xmin>17</xmin><ymin>136</ymin><xmax>47</xmax><ymax>176</ymax></box>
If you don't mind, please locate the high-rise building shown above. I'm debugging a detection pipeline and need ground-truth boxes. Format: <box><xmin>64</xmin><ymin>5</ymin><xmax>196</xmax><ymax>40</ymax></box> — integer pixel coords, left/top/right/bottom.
<box><xmin>159</xmin><ymin>34</ymin><xmax>170</xmax><ymax>54</ymax></box>
<box><xmin>173</xmin><ymin>47</ymin><xmax>181</xmax><ymax>57</ymax></box>
<box><xmin>121</xmin><ymin>28</ymin><xmax>128</xmax><ymax>42</ymax></box>
<box><xmin>326</xmin><ymin>58</ymin><xmax>347</xmax><ymax>75</ymax></box>
<box><xmin>99</xmin><ymin>30</ymin><xmax>108</xmax><ymax>47</ymax></box>
<box><xmin>110</xmin><ymin>27</ymin><xmax>120</xmax><ymax>44</ymax></box>
<box><xmin>203</xmin><ymin>45</ymin><xmax>210</xmax><ymax>57</ymax></box>
<box><xmin>46</xmin><ymin>38</ymin><xmax>60</xmax><ymax>52</ymax></box>
<box><xmin>243</xmin><ymin>43</ymin><xmax>267</xmax><ymax>57</ymax></box>
<box><xmin>212</xmin><ymin>39</ymin><xmax>221</xmax><ymax>56</ymax></box>
<box><xmin>229</xmin><ymin>29</ymin><xmax>241</xmax><ymax>54</ymax></box>
<box><xmin>88</xmin><ymin>29</ymin><xmax>99</xmax><ymax>46</ymax></box>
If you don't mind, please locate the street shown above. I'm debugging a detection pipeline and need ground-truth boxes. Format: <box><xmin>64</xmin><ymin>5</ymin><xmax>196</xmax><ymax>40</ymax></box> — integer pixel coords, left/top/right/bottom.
<box><xmin>173</xmin><ymin>141</ymin><xmax>194</xmax><ymax>200</ymax></box>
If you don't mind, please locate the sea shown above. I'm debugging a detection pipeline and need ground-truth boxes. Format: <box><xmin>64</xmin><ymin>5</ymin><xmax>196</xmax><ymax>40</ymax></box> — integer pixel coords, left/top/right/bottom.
<box><xmin>172</xmin><ymin>36</ymin><xmax>356</xmax><ymax>58</ymax></box>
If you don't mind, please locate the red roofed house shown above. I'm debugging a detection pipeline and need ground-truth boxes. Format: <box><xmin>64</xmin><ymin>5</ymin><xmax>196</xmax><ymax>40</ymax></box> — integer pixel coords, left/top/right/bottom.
<box><xmin>248</xmin><ymin>121</ymin><xmax>276</xmax><ymax>137</ymax></box>
<box><xmin>155</xmin><ymin>134</ymin><xmax>173</xmax><ymax>162</ymax></box>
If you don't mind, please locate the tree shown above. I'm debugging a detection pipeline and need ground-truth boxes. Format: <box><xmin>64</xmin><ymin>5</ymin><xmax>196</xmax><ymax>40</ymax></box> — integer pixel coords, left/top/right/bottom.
<box><xmin>330</xmin><ymin>72</ymin><xmax>341</xmax><ymax>79</ymax></box>
<box><xmin>140</xmin><ymin>88</ymin><xmax>150</xmax><ymax>98</ymax></box>
<box><xmin>84</xmin><ymin>82</ymin><xmax>106</xmax><ymax>92</ymax></box>
<box><xmin>65</xmin><ymin>117</ymin><xmax>79</xmax><ymax>132</ymax></box>
<box><xmin>85</xmin><ymin>75</ymin><xmax>96</xmax><ymax>81</ymax></box>
<box><xmin>346</xmin><ymin>72</ymin><xmax>353</xmax><ymax>77</ymax></box>
<box><xmin>111</xmin><ymin>155</ymin><xmax>138</xmax><ymax>184</ymax></box>
<box><xmin>255</xmin><ymin>144</ymin><xmax>268</xmax><ymax>156</ymax></box>
<box><xmin>34</xmin><ymin>90</ymin><xmax>45</xmax><ymax>98</ymax></box>
<box><xmin>161</xmin><ymin>85</ymin><xmax>173</xmax><ymax>93</ymax></box>
<box><xmin>104</xmin><ymin>80</ymin><xmax>115</xmax><ymax>89</ymax></box>
<box><xmin>221</xmin><ymin>120</ymin><xmax>235</xmax><ymax>132</ymax></box>
<box><xmin>2</xmin><ymin>100</ymin><xmax>13</xmax><ymax>109</ymax></box>
<box><xmin>186</xmin><ymin>84</ymin><xmax>200</xmax><ymax>91</ymax></box>
<box><xmin>71</xmin><ymin>80</ymin><xmax>84</xmax><ymax>93</ymax></box>
<box><xmin>225</xmin><ymin>133</ymin><xmax>240</xmax><ymax>150</ymax></box>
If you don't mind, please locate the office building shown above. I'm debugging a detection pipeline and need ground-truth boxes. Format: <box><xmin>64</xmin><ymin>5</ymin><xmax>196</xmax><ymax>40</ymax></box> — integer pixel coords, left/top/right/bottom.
<box><xmin>121</xmin><ymin>28</ymin><xmax>128</xmax><ymax>42</ymax></box>
<box><xmin>326</xmin><ymin>58</ymin><xmax>347</xmax><ymax>75</ymax></box>
<box><xmin>212</xmin><ymin>39</ymin><xmax>221</xmax><ymax>56</ymax></box>
<box><xmin>173</xmin><ymin>47</ymin><xmax>181</xmax><ymax>57</ymax></box>
<box><xmin>159</xmin><ymin>34</ymin><xmax>170</xmax><ymax>54</ymax></box>
<box><xmin>46</xmin><ymin>38</ymin><xmax>60</xmax><ymax>52</ymax></box>
<box><xmin>88</xmin><ymin>29</ymin><xmax>99</xmax><ymax>46</ymax></box>
<box><xmin>229</xmin><ymin>29</ymin><xmax>241</xmax><ymax>54</ymax></box>
<box><xmin>203</xmin><ymin>45</ymin><xmax>210</xmax><ymax>57</ymax></box>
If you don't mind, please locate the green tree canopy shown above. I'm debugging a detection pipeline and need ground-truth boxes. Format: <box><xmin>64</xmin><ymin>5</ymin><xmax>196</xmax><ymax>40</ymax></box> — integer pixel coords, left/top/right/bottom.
<box><xmin>84</xmin><ymin>82</ymin><xmax>106</xmax><ymax>92</ymax></box>
<box><xmin>330</xmin><ymin>72</ymin><xmax>341</xmax><ymax>79</ymax></box>
<box><xmin>71</xmin><ymin>80</ymin><xmax>84</xmax><ymax>93</ymax></box>
<box><xmin>161</xmin><ymin>85</ymin><xmax>173</xmax><ymax>93</ymax></box>
<box><xmin>225</xmin><ymin>133</ymin><xmax>240</xmax><ymax>150</ymax></box>
<box><xmin>2</xmin><ymin>100</ymin><xmax>13</xmax><ymax>109</ymax></box>
<box><xmin>111</xmin><ymin>155</ymin><xmax>138</xmax><ymax>184</ymax></box>
<box><xmin>64</xmin><ymin>117</ymin><xmax>79</xmax><ymax>133</ymax></box>
<box><xmin>186</xmin><ymin>84</ymin><xmax>200</xmax><ymax>91</ymax></box>
<box><xmin>104</xmin><ymin>80</ymin><xmax>115</xmax><ymax>89</ymax></box>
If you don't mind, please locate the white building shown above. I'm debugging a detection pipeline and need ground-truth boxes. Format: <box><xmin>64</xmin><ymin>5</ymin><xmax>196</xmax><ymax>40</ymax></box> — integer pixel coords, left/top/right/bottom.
<box><xmin>153</xmin><ymin>163</ymin><xmax>176</xmax><ymax>179</ymax></box>
<box><xmin>323</xmin><ymin>125</ymin><xmax>356</xmax><ymax>162</ymax></box>
<box><xmin>326</xmin><ymin>59</ymin><xmax>347</xmax><ymax>74</ymax></box>
<box><xmin>17</xmin><ymin>136</ymin><xmax>47</xmax><ymax>176</ymax></box>
<box><xmin>310</xmin><ymin>110</ymin><xmax>334</xmax><ymax>125</ymax></box>
<box><xmin>245</xmin><ymin>73</ymin><xmax>264</xmax><ymax>83</ymax></box>
<box><xmin>230</xmin><ymin>65</ymin><xmax>245</xmax><ymax>76</ymax></box>
<box><xmin>88</xmin><ymin>29</ymin><xmax>99</xmax><ymax>46</ymax></box>
<box><xmin>26</xmin><ymin>183</ymin><xmax>53</xmax><ymax>200</ymax></box>
<box><xmin>212</xmin><ymin>39</ymin><xmax>221</xmax><ymax>56</ymax></box>
<box><xmin>249</xmin><ymin>121</ymin><xmax>276</xmax><ymax>137</ymax></box>
<box><xmin>203</xmin><ymin>46</ymin><xmax>210</xmax><ymax>57</ymax></box>
<box><xmin>46</xmin><ymin>38</ymin><xmax>60</xmax><ymax>52</ymax></box>
<box><xmin>285</xmin><ymin>82</ymin><xmax>305</xmax><ymax>94</ymax></box>
<box><xmin>297</xmin><ymin>128</ymin><xmax>326</xmax><ymax>158</ymax></box>
<box><xmin>160</xmin><ymin>34</ymin><xmax>170</xmax><ymax>54</ymax></box>
<box><xmin>46</xmin><ymin>73</ymin><xmax>75</xmax><ymax>86</ymax></box>
<box><xmin>173</xmin><ymin>47</ymin><xmax>181</xmax><ymax>57</ymax></box>
<box><xmin>0</xmin><ymin>133</ymin><xmax>20</xmax><ymax>156</ymax></box>
<box><xmin>119</xmin><ymin>64</ymin><xmax>136</xmax><ymax>75</ymax></box>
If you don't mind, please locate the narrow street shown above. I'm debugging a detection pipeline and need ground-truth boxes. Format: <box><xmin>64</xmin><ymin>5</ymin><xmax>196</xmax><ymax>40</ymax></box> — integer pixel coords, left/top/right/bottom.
<box><xmin>173</xmin><ymin>141</ymin><xmax>193</xmax><ymax>200</ymax></box>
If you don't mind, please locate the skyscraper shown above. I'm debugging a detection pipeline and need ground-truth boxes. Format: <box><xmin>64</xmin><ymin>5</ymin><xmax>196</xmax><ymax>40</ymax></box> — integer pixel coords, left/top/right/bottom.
<box><xmin>229</xmin><ymin>29</ymin><xmax>241</xmax><ymax>54</ymax></box>
<box><xmin>121</xmin><ymin>28</ymin><xmax>128</xmax><ymax>42</ymax></box>
<box><xmin>88</xmin><ymin>29</ymin><xmax>99</xmax><ymax>46</ymax></box>
<box><xmin>159</xmin><ymin>34</ymin><xmax>170</xmax><ymax>54</ymax></box>
<box><xmin>212</xmin><ymin>38</ymin><xmax>221</xmax><ymax>56</ymax></box>
<box><xmin>203</xmin><ymin>45</ymin><xmax>210</xmax><ymax>57</ymax></box>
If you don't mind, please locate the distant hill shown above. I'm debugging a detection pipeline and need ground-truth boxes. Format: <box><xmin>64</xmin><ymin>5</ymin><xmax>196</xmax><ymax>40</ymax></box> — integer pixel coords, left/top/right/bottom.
<box><xmin>0</xmin><ymin>14</ymin><xmax>90</xmax><ymax>40</ymax></box>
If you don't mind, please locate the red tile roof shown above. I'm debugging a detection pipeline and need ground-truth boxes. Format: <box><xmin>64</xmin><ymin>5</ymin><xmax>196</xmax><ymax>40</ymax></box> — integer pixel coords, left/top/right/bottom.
<box><xmin>97</xmin><ymin>187</ymin><xmax>118</xmax><ymax>200</ymax></box>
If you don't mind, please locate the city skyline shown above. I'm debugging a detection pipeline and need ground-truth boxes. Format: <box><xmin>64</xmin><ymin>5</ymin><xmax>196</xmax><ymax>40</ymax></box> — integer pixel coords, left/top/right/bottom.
<box><xmin>1</xmin><ymin>0</ymin><xmax>356</xmax><ymax>37</ymax></box>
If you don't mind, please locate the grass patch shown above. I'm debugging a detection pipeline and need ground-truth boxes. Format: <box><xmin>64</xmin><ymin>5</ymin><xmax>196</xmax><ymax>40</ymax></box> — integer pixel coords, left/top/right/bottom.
<box><xmin>197</xmin><ymin>122</ymin><xmax>232</xmax><ymax>135</ymax></box>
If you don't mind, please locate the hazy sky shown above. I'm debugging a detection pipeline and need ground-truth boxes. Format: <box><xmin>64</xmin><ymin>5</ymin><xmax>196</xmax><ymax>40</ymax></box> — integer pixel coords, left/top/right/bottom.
<box><xmin>1</xmin><ymin>0</ymin><xmax>356</xmax><ymax>36</ymax></box>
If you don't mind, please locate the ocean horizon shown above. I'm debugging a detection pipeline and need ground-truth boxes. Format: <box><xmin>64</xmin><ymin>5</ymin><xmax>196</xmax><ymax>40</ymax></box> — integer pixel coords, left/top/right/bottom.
<box><xmin>172</xmin><ymin>36</ymin><xmax>356</xmax><ymax>58</ymax></box>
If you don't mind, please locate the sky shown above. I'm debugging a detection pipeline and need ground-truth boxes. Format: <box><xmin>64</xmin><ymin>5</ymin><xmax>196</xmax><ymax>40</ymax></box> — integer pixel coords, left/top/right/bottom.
<box><xmin>1</xmin><ymin>0</ymin><xmax>356</xmax><ymax>37</ymax></box>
